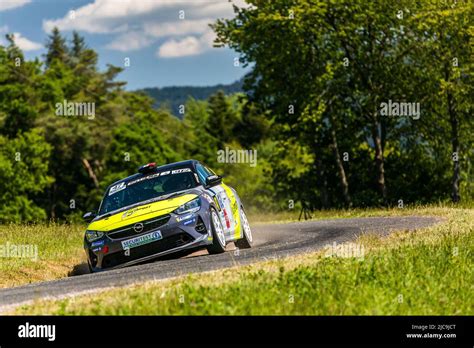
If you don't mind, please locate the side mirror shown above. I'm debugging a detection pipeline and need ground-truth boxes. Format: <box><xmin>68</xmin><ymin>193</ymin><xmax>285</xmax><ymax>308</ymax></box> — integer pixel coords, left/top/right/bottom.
<box><xmin>83</xmin><ymin>212</ymin><xmax>96</xmax><ymax>222</ymax></box>
<box><xmin>205</xmin><ymin>175</ymin><xmax>222</xmax><ymax>187</ymax></box>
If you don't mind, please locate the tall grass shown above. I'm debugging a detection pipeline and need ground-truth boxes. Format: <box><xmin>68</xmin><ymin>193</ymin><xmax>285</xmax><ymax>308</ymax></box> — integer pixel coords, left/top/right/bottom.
<box><xmin>13</xmin><ymin>208</ymin><xmax>473</xmax><ymax>315</ymax></box>
<box><xmin>0</xmin><ymin>223</ymin><xmax>85</xmax><ymax>288</ymax></box>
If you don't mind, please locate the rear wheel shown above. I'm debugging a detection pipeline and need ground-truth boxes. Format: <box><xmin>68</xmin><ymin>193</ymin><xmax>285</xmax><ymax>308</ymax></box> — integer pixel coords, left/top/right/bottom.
<box><xmin>207</xmin><ymin>208</ymin><xmax>226</xmax><ymax>254</ymax></box>
<box><xmin>235</xmin><ymin>206</ymin><xmax>253</xmax><ymax>249</ymax></box>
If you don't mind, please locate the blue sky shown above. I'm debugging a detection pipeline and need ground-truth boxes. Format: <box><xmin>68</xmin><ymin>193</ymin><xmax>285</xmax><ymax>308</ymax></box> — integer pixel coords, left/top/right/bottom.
<box><xmin>0</xmin><ymin>0</ymin><xmax>251</xmax><ymax>90</ymax></box>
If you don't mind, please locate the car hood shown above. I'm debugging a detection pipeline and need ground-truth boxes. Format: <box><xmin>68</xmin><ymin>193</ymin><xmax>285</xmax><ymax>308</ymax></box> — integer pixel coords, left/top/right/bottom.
<box><xmin>87</xmin><ymin>193</ymin><xmax>198</xmax><ymax>232</ymax></box>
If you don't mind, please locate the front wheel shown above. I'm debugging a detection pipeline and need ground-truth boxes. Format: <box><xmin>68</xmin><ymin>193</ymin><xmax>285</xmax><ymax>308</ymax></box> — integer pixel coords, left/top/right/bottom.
<box><xmin>235</xmin><ymin>206</ymin><xmax>253</xmax><ymax>249</ymax></box>
<box><xmin>87</xmin><ymin>261</ymin><xmax>93</xmax><ymax>273</ymax></box>
<box><xmin>207</xmin><ymin>208</ymin><xmax>226</xmax><ymax>254</ymax></box>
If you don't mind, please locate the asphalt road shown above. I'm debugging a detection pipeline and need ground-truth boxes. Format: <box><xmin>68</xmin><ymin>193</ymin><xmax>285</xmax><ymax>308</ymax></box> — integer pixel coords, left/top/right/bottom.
<box><xmin>0</xmin><ymin>216</ymin><xmax>441</xmax><ymax>309</ymax></box>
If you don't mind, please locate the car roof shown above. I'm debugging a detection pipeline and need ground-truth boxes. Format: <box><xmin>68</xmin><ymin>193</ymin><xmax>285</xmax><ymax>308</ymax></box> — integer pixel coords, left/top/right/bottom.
<box><xmin>107</xmin><ymin>159</ymin><xmax>201</xmax><ymax>189</ymax></box>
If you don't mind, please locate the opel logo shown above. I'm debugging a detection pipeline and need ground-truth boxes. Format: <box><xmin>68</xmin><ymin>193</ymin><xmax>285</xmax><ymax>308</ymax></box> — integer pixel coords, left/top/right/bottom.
<box><xmin>133</xmin><ymin>223</ymin><xmax>144</xmax><ymax>233</ymax></box>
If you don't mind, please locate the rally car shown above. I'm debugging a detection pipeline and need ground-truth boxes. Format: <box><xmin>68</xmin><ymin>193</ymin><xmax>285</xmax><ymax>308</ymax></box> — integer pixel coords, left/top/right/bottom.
<box><xmin>82</xmin><ymin>160</ymin><xmax>253</xmax><ymax>272</ymax></box>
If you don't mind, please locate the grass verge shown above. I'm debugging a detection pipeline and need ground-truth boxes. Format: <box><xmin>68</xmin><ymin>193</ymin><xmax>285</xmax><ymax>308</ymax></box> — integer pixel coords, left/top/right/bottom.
<box><xmin>0</xmin><ymin>224</ymin><xmax>85</xmax><ymax>288</ymax></box>
<box><xmin>11</xmin><ymin>206</ymin><xmax>473</xmax><ymax>315</ymax></box>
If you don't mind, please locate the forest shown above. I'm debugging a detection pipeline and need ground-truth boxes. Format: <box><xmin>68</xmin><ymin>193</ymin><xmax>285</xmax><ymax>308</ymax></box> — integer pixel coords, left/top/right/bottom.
<box><xmin>140</xmin><ymin>79</ymin><xmax>243</xmax><ymax>117</ymax></box>
<box><xmin>0</xmin><ymin>0</ymin><xmax>472</xmax><ymax>223</ymax></box>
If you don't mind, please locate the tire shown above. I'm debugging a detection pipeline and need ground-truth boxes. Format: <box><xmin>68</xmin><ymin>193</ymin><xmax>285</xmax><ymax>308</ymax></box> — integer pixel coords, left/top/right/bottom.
<box><xmin>235</xmin><ymin>206</ymin><xmax>253</xmax><ymax>249</ymax></box>
<box><xmin>207</xmin><ymin>208</ymin><xmax>226</xmax><ymax>254</ymax></box>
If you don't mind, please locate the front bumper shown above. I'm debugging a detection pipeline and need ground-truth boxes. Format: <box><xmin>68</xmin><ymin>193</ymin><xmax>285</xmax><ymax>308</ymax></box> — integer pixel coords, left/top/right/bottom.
<box><xmin>84</xmin><ymin>210</ymin><xmax>212</xmax><ymax>272</ymax></box>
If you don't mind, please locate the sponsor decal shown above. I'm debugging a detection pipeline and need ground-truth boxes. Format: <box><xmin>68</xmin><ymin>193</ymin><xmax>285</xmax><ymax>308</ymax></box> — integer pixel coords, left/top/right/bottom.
<box><xmin>91</xmin><ymin>240</ymin><xmax>105</xmax><ymax>247</ymax></box>
<box><xmin>183</xmin><ymin>218</ymin><xmax>196</xmax><ymax>226</ymax></box>
<box><xmin>232</xmin><ymin>200</ymin><xmax>238</xmax><ymax>217</ymax></box>
<box><xmin>109</xmin><ymin>182</ymin><xmax>126</xmax><ymax>196</ymax></box>
<box><xmin>217</xmin><ymin>193</ymin><xmax>226</xmax><ymax>210</ymax></box>
<box><xmin>223</xmin><ymin>208</ymin><xmax>231</xmax><ymax>229</ymax></box>
<box><xmin>172</xmin><ymin>168</ymin><xmax>192</xmax><ymax>174</ymax></box>
<box><xmin>122</xmin><ymin>205</ymin><xmax>151</xmax><ymax>219</ymax></box>
<box><xmin>121</xmin><ymin>231</ymin><xmax>162</xmax><ymax>250</ymax></box>
<box><xmin>213</xmin><ymin>196</ymin><xmax>221</xmax><ymax>210</ymax></box>
<box><xmin>18</xmin><ymin>322</ymin><xmax>56</xmax><ymax>342</ymax></box>
<box><xmin>127</xmin><ymin>173</ymin><xmax>161</xmax><ymax>186</ymax></box>
<box><xmin>92</xmin><ymin>247</ymin><xmax>102</xmax><ymax>252</ymax></box>
<box><xmin>127</xmin><ymin>168</ymin><xmax>192</xmax><ymax>186</ymax></box>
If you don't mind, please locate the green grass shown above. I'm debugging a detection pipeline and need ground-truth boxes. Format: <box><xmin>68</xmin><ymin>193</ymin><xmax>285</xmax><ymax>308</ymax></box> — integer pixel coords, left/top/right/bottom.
<box><xmin>0</xmin><ymin>204</ymin><xmax>418</xmax><ymax>288</ymax></box>
<box><xmin>12</xmin><ymin>207</ymin><xmax>474</xmax><ymax>315</ymax></box>
<box><xmin>248</xmin><ymin>200</ymin><xmax>474</xmax><ymax>223</ymax></box>
<box><xmin>0</xmin><ymin>223</ymin><xmax>85</xmax><ymax>288</ymax></box>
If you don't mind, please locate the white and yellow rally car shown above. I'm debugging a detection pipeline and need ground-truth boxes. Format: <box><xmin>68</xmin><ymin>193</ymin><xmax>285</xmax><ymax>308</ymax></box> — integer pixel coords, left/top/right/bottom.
<box><xmin>83</xmin><ymin>160</ymin><xmax>253</xmax><ymax>272</ymax></box>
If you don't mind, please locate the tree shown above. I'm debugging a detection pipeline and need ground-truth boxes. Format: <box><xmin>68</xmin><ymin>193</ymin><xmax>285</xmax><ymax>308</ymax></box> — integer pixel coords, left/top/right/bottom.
<box><xmin>212</xmin><ymin>0</ymin><xmax>359</xmax><ymax>206</ymax></box>
<box><xmin>206</xmin><ymin>90</ymin><xmax>239</xmax><ymax>147</ymax></box>
<box><xmin>0</xmin><ymin>129</ymin><xmax>53</xmax><ymax>222</ymax></box>
<box><xmin>71</xmin><ymin>31</ymin><xmax>86</xmax><ymax>59</ymax></box>
<box><xmin>45</xmin><ymin>27</ymin><xmax>69</xmax><ymax>67</ymax></box>
<box><xmin>35</xmin><ymin>28</ymin><xmax>127</xmax><ymax>219</ymax></box>
<box><xmin>212</xmin><ymin>0</ymin><xmax>472</xmax><ymax>208</ymax></box>
<box><xmin>233</xmin><ymin>99</ymin><xmax>271</xmax><ymax>147</ymax></box>
<box><xmin>0</xmin><ymin>36</ymin><xmax>43</xmax><ymax>138</ymax></box>
<box><xmin>406</xmin><ymin>0</ymin><xmax>473</xmax><ymax>203</ymax></box>
<box><xmin>104</xmin><ymin>109</ymin><xmax>181</xmax><ymax>187</ymax></box>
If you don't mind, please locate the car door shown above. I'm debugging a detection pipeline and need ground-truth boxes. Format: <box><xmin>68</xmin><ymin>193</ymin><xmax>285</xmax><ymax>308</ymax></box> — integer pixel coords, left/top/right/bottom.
<box><xmin>196</xmin><ymin>163</ymin><xmax>240</xmax><ymax>241</ymax></box>
<box><xmin>218</xmin><ymin>182</ymin><xmax>241</xmax><ymax>240</ymax></box>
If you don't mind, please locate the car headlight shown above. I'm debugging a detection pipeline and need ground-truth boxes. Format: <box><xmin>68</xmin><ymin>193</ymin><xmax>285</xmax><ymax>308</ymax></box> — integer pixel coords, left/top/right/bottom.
<box><xmin>85</xmin><ymin>230</ymin><xmax>104</xmax><ymax>242</ymax></box>
<box><xmin>174</xmin><ymin>197</ymin><xmax>201</xmax><ymax>215</ymax></box>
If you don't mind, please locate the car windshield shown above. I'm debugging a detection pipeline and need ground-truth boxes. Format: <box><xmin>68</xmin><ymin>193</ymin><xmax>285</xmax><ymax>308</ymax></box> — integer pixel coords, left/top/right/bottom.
<box><xmin>99</xmin><ymin>168</ymin><xmax>197</xmax><ymax>215</ymax></box>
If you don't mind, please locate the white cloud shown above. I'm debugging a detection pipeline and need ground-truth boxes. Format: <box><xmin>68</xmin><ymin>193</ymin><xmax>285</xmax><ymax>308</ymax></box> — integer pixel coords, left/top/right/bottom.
<box><xmin>157</xmin><ymin>29</ymin><xmax>215</xmax><ymax>58</ymax></box>
<box><xmin>42</xmin><ymin>0</ymin><xmax>248</xmax><ymax>55</ymax></box>
<box><xmin>0</xmin><ymin>0</ymin><xmax>31</xmax><ymax>12</ymax></box>
<box><xmin>105</xmin><ymin>31</ymin><xmax>152</xmax><ymax>51</ymax></box>
<box><xmin>143</xmin><ymin>19</ymin><xmax>212</xmax><ymax>38</ymax></box>
<box><xmin>157</xmin><ymin>36</ymin><xmax>201</xmax><ymax>58</ymax></box>
<box><xmin>43</xmin><ymin>0</ymin><xmax>189</xmax><ymax>34</ymax></box>
<box><xmin>12</xmin><ymin>32</ymin><xmax>42</xmax><ymax>51</ymax></box>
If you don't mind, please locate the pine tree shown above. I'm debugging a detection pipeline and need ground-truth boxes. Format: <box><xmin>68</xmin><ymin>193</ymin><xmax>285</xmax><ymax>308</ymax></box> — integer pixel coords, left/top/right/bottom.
<box><xmin>0</xmin><ymin>36</ymin><xmax>41</xmax><ymax>137</ymax></box>
<box><xmin>71</xmin><ymin>31</ymin><xmax>86</xmax><ymax>58</ymax></box>
<box><xmin>45</xmin><ymin>27</ymin><xmax>68</xmax><ymax>67</ymax></box>
<box><xmin>206</xmin><ymin>90</ymin><xmax>238</xmax><ymax>145</ymax></box>
<box><xmin>234</xmin><ymin>101</ymin><xmax>270</xmax><ymax>147</ymax></box>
